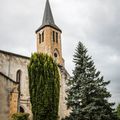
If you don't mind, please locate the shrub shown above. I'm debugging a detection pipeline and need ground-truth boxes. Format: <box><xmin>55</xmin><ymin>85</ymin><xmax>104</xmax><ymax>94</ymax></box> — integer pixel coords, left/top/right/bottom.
<box><xmin>11</xmin><ymin>113</ymin><xmax>29</xmax><ymax>120</ymax></box>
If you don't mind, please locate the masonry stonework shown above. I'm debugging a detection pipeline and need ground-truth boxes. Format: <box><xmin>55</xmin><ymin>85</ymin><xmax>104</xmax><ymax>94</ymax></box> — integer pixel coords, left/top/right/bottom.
<box><xmin>37</xmin><ymin>27</ymin><xmax>63</xmax><ymax>66</ymax></box>
<box><xmin>9</xmin><ymin>86</ymin><xmax>18</xmax><ymax>118</ymax></box>
<box><xmin>0</xmin><ymin>73</ymin><xmax>18</xmax><ymax>119</ymax></box>
<box><xmin>59</xmin><ymin>67</ymin><xmax>70</xmax><ymax>119</ymax></box>
<box><xmin>0</xmin><ymin>51</ymin><xmax>32</xmax><ymax>119</ymax></box>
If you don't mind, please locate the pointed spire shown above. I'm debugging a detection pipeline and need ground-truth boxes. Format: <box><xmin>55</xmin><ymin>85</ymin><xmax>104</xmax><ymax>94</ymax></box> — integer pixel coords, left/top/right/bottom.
<box><xmin>42</xmin><ymin>0</ymin><xmax>55</xmax><ymax>25</ymax></box>
<box><xmin>36</xmin><ymin>0</ymin><xmax>61</xmax><ymax>33</ymax></box>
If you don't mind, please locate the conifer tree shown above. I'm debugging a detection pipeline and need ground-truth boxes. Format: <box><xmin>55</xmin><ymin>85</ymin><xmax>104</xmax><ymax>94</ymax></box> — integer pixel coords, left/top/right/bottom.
<box><xmin>117</xmin><ymin>104</ymin><xmax>120</xmax><ymax>119</ymax></box>
<box><xmin>28</xmin><ymin>53</ymin><xmax>60</xmax><ymax>120</ymax></box>
<box><xmin>64</xmin><ymin>42</ymin><xmax>115</xmax><ymax>120</ymax></box>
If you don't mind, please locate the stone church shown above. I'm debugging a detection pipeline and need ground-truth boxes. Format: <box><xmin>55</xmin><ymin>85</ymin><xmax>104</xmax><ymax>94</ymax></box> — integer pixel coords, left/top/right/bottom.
<box><xmin>0</xmin><ymin>0</ymin><xmax>69</xmax><ymax>119</ymax></box>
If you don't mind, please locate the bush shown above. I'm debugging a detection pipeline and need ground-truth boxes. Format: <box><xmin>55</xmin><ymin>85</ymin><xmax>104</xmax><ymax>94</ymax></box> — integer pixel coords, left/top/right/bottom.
<box><xmin>11</xmin><ymin>113</ymin><xmax>29</xmax><ymax>120</ymax></box>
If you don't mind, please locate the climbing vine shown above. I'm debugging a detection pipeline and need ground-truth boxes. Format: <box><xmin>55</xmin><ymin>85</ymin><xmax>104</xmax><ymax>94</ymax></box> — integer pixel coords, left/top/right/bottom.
<box><xmin>28</xmin><ymin>53</ymin><xmax>60</xmax><ymax>120</ymax></box>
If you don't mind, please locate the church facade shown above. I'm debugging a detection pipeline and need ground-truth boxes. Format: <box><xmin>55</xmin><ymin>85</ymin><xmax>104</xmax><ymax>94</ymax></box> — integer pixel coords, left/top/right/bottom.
<box><xmin>0</xmin><ymin>0</ymin><xmax>69</xmax><ymax>119</ymax></box>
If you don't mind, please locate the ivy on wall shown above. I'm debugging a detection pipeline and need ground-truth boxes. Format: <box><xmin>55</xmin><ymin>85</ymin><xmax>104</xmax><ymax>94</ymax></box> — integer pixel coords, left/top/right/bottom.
<box><xmin>28</xmin><ymin>53</ymin><xmax>60</xmax><ymax>120</ymax></box>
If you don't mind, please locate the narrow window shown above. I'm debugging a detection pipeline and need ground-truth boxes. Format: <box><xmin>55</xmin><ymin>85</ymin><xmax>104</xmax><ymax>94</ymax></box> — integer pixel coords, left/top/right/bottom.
<box><xmin>52</xmin><ymin>31</ymin><xmax>55</xmax><ymax>42</ymax></box>
<box><xmin>16</xmin><ymin>69</ymin><xmax>22</xmax><ymax>112</ymax></box>
<box><xmin>16</xmin><ymin>70</ymin><xmax>21</xmax><ymax>82</ymax></box>
<box><xmin>56</xmin><ymin>32</ymin><xmax>58</xmax><ymax>43</ymax></box>
<box><xmin>39</xmin><ymin>33</ymin><xmax>41</xmax><ymax>44</ymax></box>
<box><xmin>42</xmin><ymin>31</ymin><xmax>44</xmax><ymax>42</ymax></box>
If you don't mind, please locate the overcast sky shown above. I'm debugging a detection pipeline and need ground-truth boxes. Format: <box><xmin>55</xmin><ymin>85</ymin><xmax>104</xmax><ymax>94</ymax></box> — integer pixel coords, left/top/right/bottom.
<box><xmin>0</xmin><ymin>0</ymin><xmax>120</xmax><ymax>106</ymax></box>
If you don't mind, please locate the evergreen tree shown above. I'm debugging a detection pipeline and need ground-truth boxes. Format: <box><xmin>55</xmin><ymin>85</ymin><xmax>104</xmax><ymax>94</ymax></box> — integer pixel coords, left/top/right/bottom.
<box><xmin>117</xmin><ymin>104</ymin><xmax>120</xmax><ymax>119</ymax></box>
<box><xmin>28</xmin><ymin>53</ymin><xmax>60</xmax><ymax>120</ymax></box>
<box><xmin>64</xmin><ymin>42</ymin><xmax>115</xmax><ymax>120</ymax></box>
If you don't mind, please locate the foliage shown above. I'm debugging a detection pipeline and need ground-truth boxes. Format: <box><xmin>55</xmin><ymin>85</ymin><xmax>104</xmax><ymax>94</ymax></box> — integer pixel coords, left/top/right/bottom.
<box><xmin>11</xmin><ymin>113</ymin><xmax>29</xmax><ymax>120</ymax></box>
<box><xmin>63</xmin><ymin>42</ymin><xmax>115</xmax><ymax>120</ymax></box>
<box><xmin>117</xmin><ymin>104</ymin><xmax>120</xmax><ymax>119</ymax></box>
<box><xmin>28</xmin><ymin>53</ymin><xmax>60</xmax><ymax>120</ymax></box>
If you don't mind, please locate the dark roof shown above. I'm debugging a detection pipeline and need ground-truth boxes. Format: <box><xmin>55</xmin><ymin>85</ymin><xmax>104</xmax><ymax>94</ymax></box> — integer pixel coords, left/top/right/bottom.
<box><xmin>0</xmin><ymin>72</ymin><xmax>19</xmax><ymax>84</ymax></box>
<box><xmin>36</xmin><ymin>0</ymin><xmax>61</xmax><ymax>33</ymax></box>
<box><xmin>0</xmin><ymin>50</ymin><xmax>30</xmax><ymax>60</ymax></box>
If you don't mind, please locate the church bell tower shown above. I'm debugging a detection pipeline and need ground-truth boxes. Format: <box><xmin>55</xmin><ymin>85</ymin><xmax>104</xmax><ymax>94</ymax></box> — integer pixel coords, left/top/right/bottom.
<box><xmin>36</xmin><ymin>0</ymin><xmax>64</xmax><ymax>66</ymax></box>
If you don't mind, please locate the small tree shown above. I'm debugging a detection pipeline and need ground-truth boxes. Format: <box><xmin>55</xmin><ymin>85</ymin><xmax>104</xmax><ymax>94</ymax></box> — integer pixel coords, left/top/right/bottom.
<box><xmin>28</xmin><ymin>53</ymin><xmax>60</xmax><ymax>120</ymax></box>
<box><xmin>64</xmin><ymin>42</ymin><xmax>115</xmax><ymax>120</ymax></box>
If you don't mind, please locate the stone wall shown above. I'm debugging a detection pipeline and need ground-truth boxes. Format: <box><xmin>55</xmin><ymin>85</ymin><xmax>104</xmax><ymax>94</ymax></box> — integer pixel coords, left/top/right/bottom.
<box><xmin>9</xmin><ymin>85</ymin><xmax>19</xmax><ymax>118</ymax></box>
<box><xmin>59</xmin><ymin>66</ymin><xmax>70</xmax><ymax>120</ymax></box>
<box><xmin>0</xmin><ymin>51</ymin><xmax>31</xmax><ymax>116</ymax></box>
<box><xmin>0</xmin><ymin>72</ymin><xmax>18</xmax><ymax>119</ymax></box>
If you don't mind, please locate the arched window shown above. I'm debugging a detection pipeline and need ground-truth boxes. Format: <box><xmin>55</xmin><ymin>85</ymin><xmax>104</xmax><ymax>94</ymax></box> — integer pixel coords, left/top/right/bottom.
<box><xmin>53</xmin><ymin>48</ymin><xmax>60</xmax><ymax>62</ymax></box>
<box><xmin>20</xmin><ymin>106</ymin><xmax>25</xmax><ymax>113</ymax></box>
<box><xmin>16</xmin><ymin>70</ymin><xmax>21</xmax><ymax>82</ymax></box>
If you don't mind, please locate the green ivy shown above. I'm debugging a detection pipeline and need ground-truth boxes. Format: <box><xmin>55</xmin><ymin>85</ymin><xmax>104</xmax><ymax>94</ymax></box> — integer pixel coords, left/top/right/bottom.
<box><xmin>28</xmin><ymin>53</ymin><xmax>60</xmax><ymax>120</ymax></box>
<box><xmin>11</xmin><ymin>113</ymin><xmax>29</xmax><ymax>120</ymax></box>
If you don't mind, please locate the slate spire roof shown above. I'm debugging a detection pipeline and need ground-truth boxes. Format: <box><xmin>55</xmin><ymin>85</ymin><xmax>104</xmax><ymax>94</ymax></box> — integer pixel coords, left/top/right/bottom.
<box><xmin>36</xmin><ymin>0</ymin><xmax>61</xmax><ymax>33</ymax></box>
